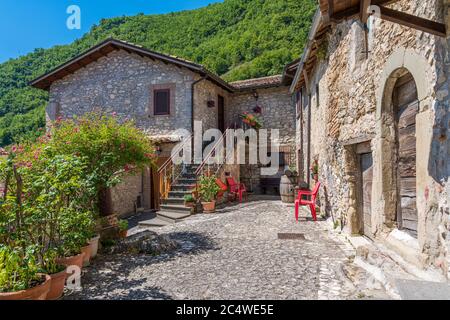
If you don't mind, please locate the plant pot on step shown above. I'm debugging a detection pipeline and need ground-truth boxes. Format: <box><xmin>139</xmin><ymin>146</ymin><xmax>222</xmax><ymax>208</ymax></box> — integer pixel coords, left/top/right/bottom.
<box><xmin>119</xmin><ymin>230</ymin><xmax>127</xmax><ymax>238</ymax></box>
<box><xmin>47</xmin><ymin>269</ymin><xmax>68</xmax><ymax>300</ymax></box>
<box><xmin>80</xmin><ymin>244</ymin><xmax>92</xmax><ymax>267</ymax></box>
<box><xmin>56</xmin><ymin>252</ymin><xmax>85</xmax><ymax>270</ymax></box>
<box><xmin>201</xmin><ymin>201</ymin><xmax>216</xmax><ymax>213</ymax></box>
<box><xmin>89</xmin><ymin>235</ymin><xmax>100</xmax><ymax>259</ymax></box>
<box><xmin>0</xmin><ymin>274</ymin><xmax>51</xmax><ymax>300</ymax></box>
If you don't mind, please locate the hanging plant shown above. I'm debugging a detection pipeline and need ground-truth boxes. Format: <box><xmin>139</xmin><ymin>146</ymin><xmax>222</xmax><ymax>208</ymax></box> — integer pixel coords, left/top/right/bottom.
<box><xmin>240</xmin><ymin>112</ymin><xmax>262</xmax><ymax>129</ymax></box>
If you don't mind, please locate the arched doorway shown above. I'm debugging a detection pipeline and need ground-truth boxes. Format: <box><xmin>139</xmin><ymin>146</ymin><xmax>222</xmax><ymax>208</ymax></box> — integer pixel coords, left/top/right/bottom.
<box><xmin>380</xmin><ymin>68</ymin><xmax>419</xmax><ymax>237</ymax></box>
<box><xmin>393</xmin><ymin>72</ymin><xmax>419</xmax><ymax>236</ymax></box>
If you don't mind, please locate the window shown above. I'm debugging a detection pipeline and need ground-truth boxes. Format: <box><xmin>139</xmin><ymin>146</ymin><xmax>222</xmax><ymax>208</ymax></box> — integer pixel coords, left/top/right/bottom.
<box><xmin>154</xmin><ymin>89</ymin><xmax>170</xmax><ymax>115</ymax></box>
<box><xmin>316</xmin><ymin>84</ymin><xmax>320</xmax><ymax>108</ymax></box>
<box><xmin>296</xmin><ymin>89</ymin><xmax>302</xmax><ymax>118</ymax></box>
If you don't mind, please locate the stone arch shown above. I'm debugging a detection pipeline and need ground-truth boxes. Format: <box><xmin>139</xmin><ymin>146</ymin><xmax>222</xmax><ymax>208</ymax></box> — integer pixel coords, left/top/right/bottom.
<box><xmin>373</xmin><ymin>48</ymin><xmax>432</xmax><ymax>235</ymax></box>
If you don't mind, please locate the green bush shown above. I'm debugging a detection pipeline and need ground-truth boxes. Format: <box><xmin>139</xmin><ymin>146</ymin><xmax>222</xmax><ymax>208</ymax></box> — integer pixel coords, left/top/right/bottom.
<box><xmin>0</xmin><ymin>245</ymin><xmax>41</xmax><ymax>293</ymax></box>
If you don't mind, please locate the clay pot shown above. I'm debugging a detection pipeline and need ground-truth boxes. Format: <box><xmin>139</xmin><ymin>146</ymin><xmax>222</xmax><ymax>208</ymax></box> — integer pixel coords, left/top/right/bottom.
<box><xmin>80</xmin><ymin>244</ymin><xmax>92</xmax><ymax>267</ymax></box>
<box><xmin>201</xmin><ymin>201</ymin><xmax>216</xmax><ymax>213</ymax></box>
<box><xmin>119</xmin><ymin>230</ymin><xmax>127</xmax><ymax>238</ymax></box>
<box><xmin>184</xmin><ymin>201</ymin><xmax>195</xmax><ymax>208</ymax></box>
<box><xmin>47</xmin><ymin>269</ymin><xmax>67</xmax><ymax>300</ymax></box>
<box><xmin>89</xmin><ymin>235</ymin><xmax>100</xmax><ymax>259</ymax></box>
<box><xmin>56</xmin><ymin>252</ymin><xmax>85</xmax><ymax>270</ymax></box>
<box><xmin>0</xmin><ymin>274</ymin><xmax>51</xmax><ymax>300</ymax></box>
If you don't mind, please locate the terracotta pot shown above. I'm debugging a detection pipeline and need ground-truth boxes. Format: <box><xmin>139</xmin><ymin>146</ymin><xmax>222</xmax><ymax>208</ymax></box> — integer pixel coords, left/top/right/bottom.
<box><xmin>0</xmin><ymin>274</ymin><xmax>51</xmax><ymax>300</ymax></box>
<box><xmin>184</xmin><ymin>201</ymin><xmax>195</xmax><ymax>208</ymax></box>
<box><xmin>56</xmin><ymin>252</ymin><xmax>85</xmax><ymax>270</ymax></box>
<box><xmin>201</xmin><ymin>201</ymin><xmax>216</xmax><ymax>213</ymax></box>
<box><xmin>80</xmin><ymin>244</ymin><xmax>92</xmax><ymax>267</ymax></box>
<box><xmin>47</xmin><ymin>269</ymin><xmax>67</xmax><ymax>300</ymax></box>
<box><xmin>119</xmin><ymin>230</ymin><xmax>127</xmax><ymax>238</ymax></box>
<box><xmin>89</xmin><ymin>235</ymin><xmax>100</xmax><ymax>259</ymax></box>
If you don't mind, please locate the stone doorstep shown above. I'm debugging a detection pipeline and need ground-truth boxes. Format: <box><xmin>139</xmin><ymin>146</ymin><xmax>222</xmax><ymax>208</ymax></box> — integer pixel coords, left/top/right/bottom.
<box><xmin>325</xmin><ymin>218</ymin><xmax>446</xmax><ymax>300</ymax></box>
<box><xmin>137</xmin><ymin>217</ymin><xmax>172</xmax><ymax>228</ymax></box>
<box><xmin>157</xmin><ymin>210</ymin><xmax>191</xmax><ymax>223</ymax></box>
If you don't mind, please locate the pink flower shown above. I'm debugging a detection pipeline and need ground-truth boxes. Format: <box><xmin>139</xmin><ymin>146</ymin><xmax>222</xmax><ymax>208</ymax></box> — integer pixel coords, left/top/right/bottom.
<box><xmin>112</xmin><ymin>112</ymin><xmax>117</xmax><ymax>117</ymax></box>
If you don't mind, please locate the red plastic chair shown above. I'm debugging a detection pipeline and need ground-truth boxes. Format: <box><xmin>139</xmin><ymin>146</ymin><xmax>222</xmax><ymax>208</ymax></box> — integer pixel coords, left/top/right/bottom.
<box><xmin>226</xmin><ymin>177</ymin><xmax>247</xmax><ymax>202</ymax></box>
<box><xmin>216</xmin><ymin>178</ymin><xmax>228</xmax><ymax>200</ymax></box>
<box><xmin>295</xmin><ymin>182</ymin><xmax>321</xmax><ymax>222</ymax></box>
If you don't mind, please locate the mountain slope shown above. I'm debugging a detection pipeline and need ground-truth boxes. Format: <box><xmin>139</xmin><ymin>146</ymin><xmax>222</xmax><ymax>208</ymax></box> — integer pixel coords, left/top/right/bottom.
<box><xmin>0</xmin><ymin>0</ymin><xmax>316</xmax><ymax>146</ymax></box>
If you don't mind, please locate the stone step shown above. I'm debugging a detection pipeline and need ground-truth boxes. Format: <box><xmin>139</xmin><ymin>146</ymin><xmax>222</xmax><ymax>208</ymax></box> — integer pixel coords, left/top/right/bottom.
<box><xmin>160</xmin><ymin>204</ymin><xmax>192</xmax><ymax>213</ymax></box>
<box><xmin>168</xmin><ymin>190</ymin><xmax>192</xmax><ymax>198</ymax></box>
<box><xmin>157</xmin><ymin>210</ymin><xmax>191</xmax><ymax>223</ymax></box>
<box><xmin>171</xmin><ymin>184</ymin><xmax>196</xmax><ymax>192</ymax></box>
<box><xmin>138</xmin><ymin>217</ymin><xmax>172</xmax><ymax>227</ymax></box>
<box><xmin>162</xmin><ymin>197</ymin><xmax>185</xmax><ymax>205</ymax></box>
<box><xmin>176</xmin><ymin>178</ymin><xmax>198</xmax><ymax>185</ymax></box>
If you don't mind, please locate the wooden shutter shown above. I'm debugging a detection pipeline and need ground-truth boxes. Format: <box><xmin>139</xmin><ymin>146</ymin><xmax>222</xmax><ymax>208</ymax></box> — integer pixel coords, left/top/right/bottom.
<box><xmin>154</xmin><ymin>89</ymin><xmax>170</xmax><ymax>115</ymax></box>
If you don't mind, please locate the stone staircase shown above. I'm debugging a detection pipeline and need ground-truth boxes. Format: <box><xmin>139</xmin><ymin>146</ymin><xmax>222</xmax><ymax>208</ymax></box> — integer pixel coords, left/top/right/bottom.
<box><xmin>139</xmin><ymin>164</ymin><xmax>198</xmax><ymax>227</ymax></box>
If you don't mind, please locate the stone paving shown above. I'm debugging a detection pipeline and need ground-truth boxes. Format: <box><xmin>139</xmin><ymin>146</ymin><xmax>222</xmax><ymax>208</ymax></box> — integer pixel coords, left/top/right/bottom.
<box><xmin>64</xmin><ymin>198</ymin><xmax>390</xmax><ymax>300</ymax></box>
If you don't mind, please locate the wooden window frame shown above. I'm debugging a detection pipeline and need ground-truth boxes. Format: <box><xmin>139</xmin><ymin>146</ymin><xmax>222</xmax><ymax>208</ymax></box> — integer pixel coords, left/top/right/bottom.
<box><xmin>148</xmin><ymin>83</ymin><xmax>176</xmax><ymax>117</ymax></box>
<box><xmin>153</xmin><ymin>88</ymin><xmax>171</xmax><ymax>116</ymax></box>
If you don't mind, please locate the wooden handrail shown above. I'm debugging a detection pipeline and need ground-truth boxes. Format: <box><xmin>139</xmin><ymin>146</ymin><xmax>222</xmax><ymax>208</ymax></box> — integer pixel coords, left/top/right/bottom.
<box><xmin>157</xmin><ymin>134</ymin><xmax>192</xmax><ymax>174</ymax></box>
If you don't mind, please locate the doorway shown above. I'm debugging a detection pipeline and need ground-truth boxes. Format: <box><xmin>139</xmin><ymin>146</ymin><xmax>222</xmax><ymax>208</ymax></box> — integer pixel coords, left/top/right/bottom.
<box><xmin>359</xmin><ymin>152</ymin><xmax>373</xmax><ymax>237</ymax></box>
<box><xmin>393</xmin><ymin>73</ymin><xmax>419</xmax><ymax>236</ymax></box>
<box><xmin>218</xmin><ymin>95</ymin><xmax>225</xmax><ymax>133</ymax></box>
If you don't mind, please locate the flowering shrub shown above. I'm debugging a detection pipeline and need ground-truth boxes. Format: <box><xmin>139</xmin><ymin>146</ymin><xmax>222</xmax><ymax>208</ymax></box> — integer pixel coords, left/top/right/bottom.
<box><xmin>0</xmin><ymin>112</ymin><xmax>156</xmax><ymax>291</ymax></box>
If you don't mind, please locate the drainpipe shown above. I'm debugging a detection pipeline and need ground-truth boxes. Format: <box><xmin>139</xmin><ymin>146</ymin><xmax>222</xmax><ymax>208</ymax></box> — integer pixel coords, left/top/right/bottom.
<box><xmin>191</xmin><ymin>75</ymin><xmax>207</xmax><ymax>161</ymax></box>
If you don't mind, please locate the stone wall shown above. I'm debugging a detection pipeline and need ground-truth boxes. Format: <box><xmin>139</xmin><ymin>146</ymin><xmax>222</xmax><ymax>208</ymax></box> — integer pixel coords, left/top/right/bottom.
<box><xmin>228</xmin><ymin>87</ymin><xmax>296</xmax><ymax>191</ymax></box>
<box><xmin>111</xmin><ymin>173</ymin><xmax>142</xmax><ymax>218</ymax></box>
<box><xmin>194</xmin><ymin>78</ymin><xmax>230</xmax><ymax>132</ymax></box>
<box><xmin>298</xmin><ymin>0</ymin><xmax>449</xmax><ymax>275</ymax></box>
<box><xmin>48</xmin><ymin>49</ymin><xmax>195</xmax><ymax>135</ymax></box>
<box><xmin>228</xmin><ymin>87</ymin><xmax>296</xmax><ymax>146</ymax></box>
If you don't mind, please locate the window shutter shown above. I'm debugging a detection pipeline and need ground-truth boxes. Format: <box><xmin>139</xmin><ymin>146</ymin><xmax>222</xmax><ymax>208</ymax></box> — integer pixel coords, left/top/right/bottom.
<box><xmin>154</xmin><ymin>89</ymin><xmax>170</xmax><ymax>115</ymax></box>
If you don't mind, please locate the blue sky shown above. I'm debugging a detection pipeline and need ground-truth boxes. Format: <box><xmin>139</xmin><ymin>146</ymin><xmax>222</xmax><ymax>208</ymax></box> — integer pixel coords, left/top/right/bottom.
<box><xmin>0</xmin><ymin>0</ymin><xmax>223</xmax><ymax>63</ymax></box>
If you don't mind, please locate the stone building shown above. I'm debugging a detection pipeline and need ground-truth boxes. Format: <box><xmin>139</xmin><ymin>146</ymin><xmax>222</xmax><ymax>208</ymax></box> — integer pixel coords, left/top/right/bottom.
<box><xmin>288</xmin><ymin>0</ymin><xmax>449</xmax><ymax>277</ymax></box>
<box><xmin>30</xmin><ymin>38</ymin><xmax>296</xmax><ymax>217</ymax></box>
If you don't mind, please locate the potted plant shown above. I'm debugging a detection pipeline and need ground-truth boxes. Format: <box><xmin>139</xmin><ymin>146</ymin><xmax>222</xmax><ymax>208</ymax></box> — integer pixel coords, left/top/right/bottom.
<box><xmin>310</xmin><ymin>159</ymin><xmax>319</xmax><ymax>181</ymax></box>
<box><xmin>0</xmin><ymin>246</ymin><xmax>51</xmax><ymax>300</ymax></box>
<box><xmin>198</xmin><ymin>175</ymin><xmax>220</xmax><ymax>213</ymax></box>
<box><xmin>88</xmin><ymin>234</ymin><xmax>101</xmax><ymax>259</ymax></box>
<box><xmin>41</xmin><ymin>249</ymin><xmax>67</xmax><ymax>300</ymax></box>
<box><xmin>118</xmin><ymin>219</ymin><xmax>129</xmax><ymax>238</ymax></box>
<box><xmin>55</xmin><ymin>209</ymin><xmax>95</xmax><ymax>270</ymax></box>
<box><xmin>184</xmin><ymin>194</ymin><xmax>195</xmax><ymax>208</ymax></box>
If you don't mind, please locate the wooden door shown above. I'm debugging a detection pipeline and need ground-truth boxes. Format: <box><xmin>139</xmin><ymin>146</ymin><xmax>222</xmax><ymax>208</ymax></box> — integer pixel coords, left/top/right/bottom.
<box><xmin>360</xmin><ymin>152</ymin><xmax>373</xmax><ymax>237</ymax></box>
<box><xmin>218</xmin><ymin>95</ymin><xmax>225</xmax><ymax>133</ymax></box>
<box><xmin>394</xmin><ymin>73</ymin><xmax>418</xmax><ymax>236</ymax></box>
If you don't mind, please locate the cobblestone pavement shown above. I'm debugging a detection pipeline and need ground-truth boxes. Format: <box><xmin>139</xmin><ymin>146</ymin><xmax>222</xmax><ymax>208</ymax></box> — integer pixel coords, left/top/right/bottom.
<box><xmin>65</xmin><ymin>199</ymin><xmax>390</xmax><ymax>300</ymax></box>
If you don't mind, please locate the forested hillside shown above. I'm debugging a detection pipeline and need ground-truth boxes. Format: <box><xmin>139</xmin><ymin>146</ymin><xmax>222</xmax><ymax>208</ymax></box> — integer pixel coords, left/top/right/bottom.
<box><xmin>0</xmin><ymin>0</ymin><xmax>316</xmax><ymax>146</ymax></box>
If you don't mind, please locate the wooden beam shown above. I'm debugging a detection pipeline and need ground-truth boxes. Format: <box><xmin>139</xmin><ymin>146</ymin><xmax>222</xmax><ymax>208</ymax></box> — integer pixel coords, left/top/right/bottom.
<box><xmin>330</xmin><ymin>5</ymin><xmax>360</xmax><ymax>22</ymax></box>
<box><xmin>360</xmin><ymin>0</ymin><xmax>371</xmax><ymax>24</ymax></box>
<box><xmin>378</xmin><ymin>5</ymin><xmax>446</xmax><ymax>37</ymax></box>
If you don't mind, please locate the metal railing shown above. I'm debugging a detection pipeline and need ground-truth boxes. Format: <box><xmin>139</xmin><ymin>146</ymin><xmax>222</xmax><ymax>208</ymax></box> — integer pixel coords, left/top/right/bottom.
<box><xmin>195</xmin><ymin>128</ymin><xmax>231</xmax><ymax>178</ymax></box>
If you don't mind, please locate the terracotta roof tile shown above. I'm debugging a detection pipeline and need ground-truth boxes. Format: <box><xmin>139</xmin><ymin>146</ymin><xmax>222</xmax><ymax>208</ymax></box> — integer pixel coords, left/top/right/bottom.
<box><xmin>230</xmin><ymin>75</ymin><xmax>284</xmax><ymax>90</ymax></box>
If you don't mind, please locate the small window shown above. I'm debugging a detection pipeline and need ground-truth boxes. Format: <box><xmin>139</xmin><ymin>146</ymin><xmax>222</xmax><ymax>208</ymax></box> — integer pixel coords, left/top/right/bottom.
<box><xmin>316</xmin><ymin>84</ymin><xmax>320</xmax><ymax>108</ymax></box>
<box><xmin>154</xmin><ymin>89</ymin><xmax>170</xmax><ymax>115</ymax></box>
<box><xmin>296</xmin><ymin>90</ymin><xmax>302</xmax><ymax>118</ymax></box>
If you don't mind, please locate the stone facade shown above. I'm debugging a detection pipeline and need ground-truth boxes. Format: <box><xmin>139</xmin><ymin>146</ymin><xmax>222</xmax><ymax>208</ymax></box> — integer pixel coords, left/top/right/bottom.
<box><xmin>43</xmin><ymin>44</ymin><xmax>296</xmax><ymax>216</ymax></box>
<box><xmin>227</xmin><ymin>87</ymin><xmax>296</xmax><ymax>192</ymax></box>
<box><xmin>48</xmin><ymin>49</ymin><xmax>196</xmax><ymax>135</ymax></box>
<box><xmin>296</xmin><ymin>0</ymin><xmax>450</xmax><ymax>276</ymax></box>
